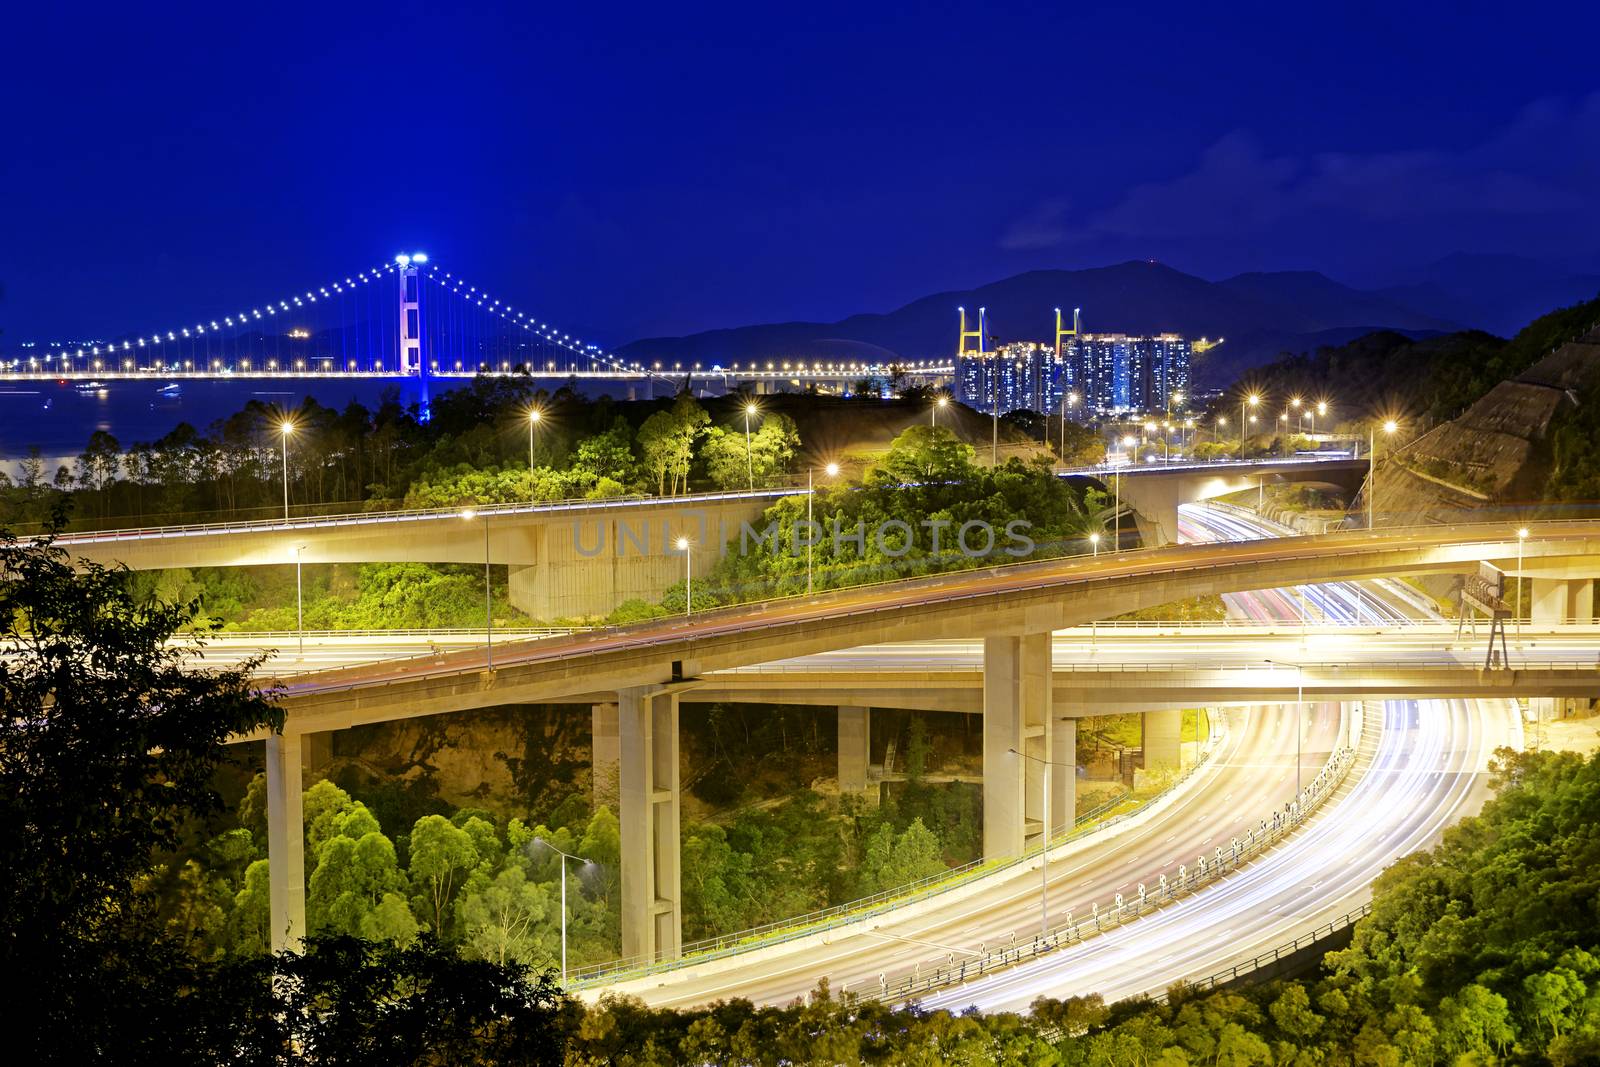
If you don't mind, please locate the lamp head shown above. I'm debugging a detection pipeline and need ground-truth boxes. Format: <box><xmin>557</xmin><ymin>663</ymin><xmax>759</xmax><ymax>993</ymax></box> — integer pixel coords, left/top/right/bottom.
<box><xmin>461</xmin><ymin>509</ymin><xmax>477</xmax><ymax>521</ymax></box>
<box><xmin>529</xmin><ymin>409</ymin><xmax>543</xmax><ymax>424</ymax></box>
<box><xmin>674</xmin><ymin>536</ymin><xmax>690</xmax><ymax>551</ymax></box>
<box><xmin>279</xmin><ymin>421</ymin><xmax>294</xmax><ymax>436</ymax></box>
<box><xmin>825</xmin><ymin>462</ymin><xmax>840</xmax><ymax>477</ymax></box>
<box><xmin>1382</xmin><ymin>419</ymin><xmax>1398</xmax><ymax>434</ymax></box>
<box><xmin>1517</xmin><ymin>527</ymin><xmax>1530</xmax><ymax>540</ymax></box>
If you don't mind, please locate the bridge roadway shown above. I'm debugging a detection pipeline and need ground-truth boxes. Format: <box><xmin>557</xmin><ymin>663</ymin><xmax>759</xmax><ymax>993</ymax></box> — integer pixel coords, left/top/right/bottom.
<box><xmin>53</xmin><ymin>455</ymin><xmax>1367</xmax><ymax>618</ymax></box>
<box><xmin>209</xmin><ymin>508</ymin><xmax>1600</xmax><ymax>966</ymax></box>
<box><xmin>259</xmin><ymin>516</ymin><xmax>1600</xmax><ymax>736</ymax></box>
<box><xmin>203</xmin><ymin>627</ymin><xmax>1600</xmax><ymax>708</ymax></box>
<box><xmin>184</xmin><ymin>518</ymin><xmax>1574</xmax><ymax>1011</ymax></box>
<box><xmin>910</xmin><ymin>504</ymin><xmax>1522</xmax><ymax>1012</ymax></box>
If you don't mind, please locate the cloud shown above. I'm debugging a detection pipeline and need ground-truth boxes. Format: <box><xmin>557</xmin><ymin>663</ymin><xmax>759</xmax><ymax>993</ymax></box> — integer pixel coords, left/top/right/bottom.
<box><xmin>1005</xmin><ymin>94</ymin><xmax>1600</xmax><ymax>268</ymax></box>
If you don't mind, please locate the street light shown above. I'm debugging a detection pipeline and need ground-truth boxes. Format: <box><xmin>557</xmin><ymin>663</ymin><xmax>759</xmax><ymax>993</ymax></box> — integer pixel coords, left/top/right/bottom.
<box><xmin>527</xmin><ymin>408</ymin><xmax>543</xmax><ymax>476</ymax></box>
<box><xmin>806</xmin><ymin>462</ymin><xmax>840</xmax><ymax>594</ymax></box>
<box><xmin>932</xmin><ymin>394</ymin><xmax>949</xmax><ymax>428</ymax></box>
<box><xmin>1368</xmin><ymin>419</ymin><xmax>1399</xmax><ymax>529</ymax></box>
<box><xmin>1008</xmin><ymin>744</ymin><xmax>1073</xmax><ymax>935</ymax></box>
<box><xmin>1116</xmin><ymin>436</ymin><xmax>1135</xmax><ymax>549</ymax></box>
<box><xmin>533</xmin><ymin>837</ymin><xmax>592</xmax><ymax>986</ymax></box>
<box><xmin>676</xmin><ymin>535</ymin><xmax>692</xmax><ymax>617</ymax></box>
<box><xmin>1516</xmin><ymin>527</ymin><xmax>1530</xmax><ymax>644</ymax></box>
<box><xmin>462</xmin><ymin>509</ymin><xmax>492</xmax><ymax>667</ymax></box>
<box><xmin>279</xmin><ymin>420</ymin><xmax>296</xmax><ymax>519</ymax></box>
<box><xmin>1266</xmin><ymin>659</ymin><xmax>1305</xmax><ymax>795</ymax></box>
<box><xmin>293</xmin><ymin>544</ymin><xmax>306</xmax><ymax>656</ymax></box>
<box><xmin>743</xmin><ymin>401</ymin><xmax>759</xmax><ymax>490</ymax></box>
<box><xmin>1061</xmin><ymin>392</ymin><xmax>1079</xmax><ymax>459</ymax></box>
<box><xmin>1089</xmin><ymin>531</ymin><xmax>1101</xmax><ymax>558</ymax></box>
<box><xmin>1241</xmin><ymin>393</ymin><xmax>1260</xmax><ymax>459</ymax></box>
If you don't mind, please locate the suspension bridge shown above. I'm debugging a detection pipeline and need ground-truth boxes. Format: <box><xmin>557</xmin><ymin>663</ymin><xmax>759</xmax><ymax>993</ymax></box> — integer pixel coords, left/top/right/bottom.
<box><xmin>4</xmin><ymin>252</ymin><xmax>950</xmax><ymax>394</ymax></box>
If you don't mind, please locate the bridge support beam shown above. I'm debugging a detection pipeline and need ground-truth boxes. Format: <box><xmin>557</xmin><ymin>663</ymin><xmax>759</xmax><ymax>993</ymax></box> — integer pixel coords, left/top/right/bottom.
<box><xmin>619</xmin><ymin>688</ymin><xmax>681</xmax><ymax>963</ymax></box>
<box><xmin>1142</xmin><ymin>708</ymin><xmax>1182</xmax><ymax>775</ymax></box>
<box><xmin>592</xmin><ymin>703</ymin><xmax>620</xmax><ymax>807</ymax></box>
<box><xmin>983</xmin><ymin>633</ymin><xmax>1051</xmax><ymax>859</ymax></box>
<box><xmin>265</xmin><ymin>732</ymin><xmax>306</xmax><ymax>953</ymax></box>
<box><xmin>838</xmin><ymin>706</ymin><xmax>870</xmax><ymax>794</ymax></box>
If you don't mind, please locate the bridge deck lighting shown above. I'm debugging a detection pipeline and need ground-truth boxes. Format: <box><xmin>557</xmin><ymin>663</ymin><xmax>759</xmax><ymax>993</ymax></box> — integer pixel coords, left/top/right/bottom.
<box><xmin>461</xmin><ymin>508</ymin><xmax>477</xmax><ymax>521</ymax></box>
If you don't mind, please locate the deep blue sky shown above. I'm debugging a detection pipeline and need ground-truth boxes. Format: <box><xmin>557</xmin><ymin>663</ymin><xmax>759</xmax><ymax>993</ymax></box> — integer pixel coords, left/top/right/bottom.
<box><xmin>5</xmin><ymin>1</ymin><xmax>1599</xmax><ymax>348</ymax></box>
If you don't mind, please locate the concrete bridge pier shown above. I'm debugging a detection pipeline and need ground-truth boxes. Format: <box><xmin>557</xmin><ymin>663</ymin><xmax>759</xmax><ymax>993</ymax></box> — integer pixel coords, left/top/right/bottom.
<box><xmin>983</xmin><ymin>633</ymin><xmax>1052</xmax><ymax>858</ymax></box>
<box><xmin>837</xmin><ymin>706</ymin><xmax>870</xmax><ymax>794</ymax></box>
<box><xmin>592</xmin><ymin>702</ymin><xmax>620</xmax><ymax>806</ymax></box>
<box><xmin>619</xmin><ymin>688</ymin><xmax>682</xmax><ymax>963</ymax></box>
<box><xmin>1142</xmin><ymin>708</ymin><xmax>1183</xmax><ymax>773</ymax></box>
<box><xmin>264</xmin><ymin>732</ymin><xmax>307</xmax><ymax>953</ymax></box>
<box><xmin>1051</xmin><ymin>717</ymin><xmax>1076</xmax><ymax>835</ymax></box>
<box><xmin>1529</xmin><ymin>578</ymin><xmax>1595</xmax><ymax>720</ymax></box>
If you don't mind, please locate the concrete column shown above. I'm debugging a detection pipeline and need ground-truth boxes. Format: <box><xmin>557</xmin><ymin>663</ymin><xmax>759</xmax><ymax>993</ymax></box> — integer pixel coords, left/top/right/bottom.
<box><xmin>304</xmin><ymin>731</ymin><xmax>333</xmax><ymax>775</ymax></box>
<box><xmin>1573</xmin><ymin>579</ymin><xmax>1595</xmax><ymax>624</ymax></box>
<box><xmin>1050</xmin><ymin>717</ymin><xmax>1076</xmax><ymax>837</ymax></box>
<box><xmin>983</xmin><ymin>636</ymin><xmax>1023</xmax><ymax>859</ymax></box>
<box><xmin>619</xmin><ymin>689</ymin><xmax>681</xmax><ymax>963</ymax></box>
<box><xmin>983</xmin><ymin>634</ymin><xmax>1050</xmax><ymax>858</ymax></box>
<box><xmin>837</xmin><ymin>706</ymin><xmax>870</xmax><ymax>794</ymax></box>
<box><xmin>1020</xmin><ymin>633</ymin><xmax>1051</xmax><ymax>847</ymax></box>
<box><xmin>1531</xmin><ymin>578</ymin><xmax>1571</xmax><ymax>624</ymax></box>
<box><xmin>1143</xmin><ymin>708</ymin><xmax>1183</xmax><ymax>774</ymax></box>
<box><xmin>1529</xmin><ymin>580</ymin><xmax>1576</xmax><ymax>721</ymax></box>
<box><xmin>265</xmin><ymin>732</ymin><xmax>306</xmax><ymax>952</ymax></box>
<box><xmin>592</xmin><ymin>703</ymin><xmax>620</xmax><ymax>807</ymax></box>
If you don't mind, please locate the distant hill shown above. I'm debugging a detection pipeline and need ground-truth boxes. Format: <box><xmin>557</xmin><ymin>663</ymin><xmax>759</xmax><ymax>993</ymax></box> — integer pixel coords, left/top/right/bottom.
<box><xmin>616</xmin><ymin>261</ymin><xmax>1460</xmax><ymax>386</ymax></box>
<box><xmin>1376</xmin><ymin>253</ymin><xmax>1600</xmax><ymax>338</ymax></box>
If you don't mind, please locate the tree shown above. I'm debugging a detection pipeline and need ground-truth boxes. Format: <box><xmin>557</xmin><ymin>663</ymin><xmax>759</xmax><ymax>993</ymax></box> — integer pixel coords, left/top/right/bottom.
<box><xmin>0</xmin><ymin>519</ymin><xmax>280</xmax><ymax>1052</ymax></box>
<box><xmin>410</xmin><ymin>813</ymin><xmax>481</xmax><ymax>936</ymax></box>
<box><xmin>458</xmin><ymin>865</ymin><xmax>555</xmax><ymax>967</ymax></box>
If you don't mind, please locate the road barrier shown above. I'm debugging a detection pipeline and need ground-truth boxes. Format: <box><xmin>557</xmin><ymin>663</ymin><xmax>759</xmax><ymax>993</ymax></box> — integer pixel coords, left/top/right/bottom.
<box><xmin>861</xmin><ymin>738</ymin><xmax>1362</xmax><ymax>1005</ymax></box>
<box><xmin>568</xmin><ymin>725</ymin><xmax>1227</xmax><ymax>988</ymax></box>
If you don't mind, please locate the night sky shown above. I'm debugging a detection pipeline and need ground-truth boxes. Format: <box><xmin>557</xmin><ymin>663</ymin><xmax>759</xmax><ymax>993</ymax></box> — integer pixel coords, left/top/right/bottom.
<box><xmin>5</xmin><ymin>1</ymin><xmax>1599</xmax><ymax>348</ymax></box>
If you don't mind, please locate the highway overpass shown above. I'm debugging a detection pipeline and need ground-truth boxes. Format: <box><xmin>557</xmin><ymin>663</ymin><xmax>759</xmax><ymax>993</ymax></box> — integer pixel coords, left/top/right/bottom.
<box><xmin>56</xmin><ymin>456</ymin><xmax>1368</xmax><ymax>617</ymax></box>
<box><xmin>223</xmin><ymin>516</ymin><xmax>1600</xmax><ymax>964</ymax></box>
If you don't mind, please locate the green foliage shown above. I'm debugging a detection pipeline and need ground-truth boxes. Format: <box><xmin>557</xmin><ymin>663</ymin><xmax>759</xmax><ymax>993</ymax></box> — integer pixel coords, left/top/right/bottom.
<box><xmin>703</xmin><ymin>425</ymin><xmax>1104</xmax><ymax>604</ymax></box>
<box><xmin>637</xmin><ymin>393</ymin><xmax>710</xmax><ymax>495</ymax></box>
<box><xmin>701</xmin><ymin>411</ymin><xmax>801</xmax><ymax>489</ymax></box>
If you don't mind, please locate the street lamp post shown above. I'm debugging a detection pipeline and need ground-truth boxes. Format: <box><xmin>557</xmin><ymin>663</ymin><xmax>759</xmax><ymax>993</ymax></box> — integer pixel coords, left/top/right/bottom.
<box><xmin>932</xmin><ymin>394</ymin><xmax>949</xmax><ymax>428</ymax></box>
<box><xmin>294</xmin><ymin>544</ymin><xmax>305</xmax><ymax>656</ymax></box>
<box><xmin>806</xmin><ymin>463</ymin><xmax>839</xmax><ymax>594</ymax></box>
<box><xmin>1061</xmin><ymin>392</ymin><xmax>1078</xmax><ymax>459</ymax></box>
<box><xmin>279</xmin><ymin>421</ymin><xmax>295</xmax><ymax>519</ymax></box>
<box><xmin>1267</xmin><ymin>660</ymin><xmax>1305</xmax><ymax>794</ymax></box>
<box><xmin>1516</xmin><ymin>527</ymin><xmax>1529</xmax><ymax>644</ymax></box>
<box><xmin>462</xmin><ymin>510</ymin><xmax>492</xmax><ymax>667</ymax></box>
<box><xmin>676</xmin><ymin>535</ymin><xmax>692</xmax><ymax>616</ymax></box>
<box><xmin>1368</xmin><ymin>420</ymin><xmax>1398</xmax><ymax>529</ymax></box>
<box><xmin>1241</xmin><ymin>394</ymin><xmax>1260</xmax><ymax>460</ymax></box>
<box><xmin>1089</xmin><ymin>531</ymin><xmax>1101</xmax><ymax>558</ymax></box>
<box><xmin>527</xmin><ymin>408</ymin><xmax>543</xmax><ymax>478</ymax></box>
<box><xmin>743</xmin><ymin>402</ymin><xmax>758</xmax><ymax>490</ymax></box>
<box><xmin>534</xmin><ymin>838</ymin><xmax>587</xmax><ymax>986</ymax></box>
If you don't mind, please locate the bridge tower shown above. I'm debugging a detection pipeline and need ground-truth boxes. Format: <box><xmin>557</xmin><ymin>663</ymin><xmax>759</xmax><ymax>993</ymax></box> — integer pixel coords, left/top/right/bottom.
<box><xmin>957</xmin><ymin>304</ymin><xmax>987</xmax><ymax>360</ymax></box>
<box><xmin>1053</xmin><ymin>306</ymin><xmax>1080</xmax><ymax>361</ymax></box>
<box><xmin>395</xmin><ymin>253</ymin><xmax>427</xmax><ymax>375</ymax></box>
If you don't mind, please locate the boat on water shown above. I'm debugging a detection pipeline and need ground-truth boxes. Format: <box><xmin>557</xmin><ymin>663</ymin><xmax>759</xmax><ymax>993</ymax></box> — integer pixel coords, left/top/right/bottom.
<box><xmin>74</xmin><ymin>380</ymin><xmax>107</xmax><ymax>393</ymax></box>
<box><xmin>157</xmin><ymin>382</ymin><xmax>182</xmax><ymax>398</ymax></box>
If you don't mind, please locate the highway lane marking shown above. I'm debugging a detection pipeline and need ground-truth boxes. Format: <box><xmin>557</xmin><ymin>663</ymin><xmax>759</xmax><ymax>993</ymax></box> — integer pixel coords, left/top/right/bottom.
<box><xmin>859</xmin><ymin>931</ymin><xmax>981</xmax><ymax>958</ymax></box>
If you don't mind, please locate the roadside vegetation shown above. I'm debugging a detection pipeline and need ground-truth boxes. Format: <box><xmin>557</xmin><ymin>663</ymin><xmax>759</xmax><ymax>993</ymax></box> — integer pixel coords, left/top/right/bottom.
<box><xmin>11</xmin><ymin>522</ymin><xmax>1598</xmax><ymax>1061</ymax></box>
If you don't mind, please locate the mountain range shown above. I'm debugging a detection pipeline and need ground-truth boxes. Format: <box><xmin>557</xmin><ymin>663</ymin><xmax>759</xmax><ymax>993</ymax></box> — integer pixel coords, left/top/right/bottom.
<box><xmin>616</xmin><ymin>258</ymin><xmax>1600</xmax><ymax>387</ymax></box>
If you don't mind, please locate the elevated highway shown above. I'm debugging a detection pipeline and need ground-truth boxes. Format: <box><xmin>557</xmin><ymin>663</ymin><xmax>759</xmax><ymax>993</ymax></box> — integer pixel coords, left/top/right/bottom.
<box><xmin>218</xmin><ymin>514</ymin><xmax>1600</xmax><ymax>967</ymax></box>
<box><xmin>55</xmin><ymin>455</ymin><xmax>1370</xmax><ymax>616</ymax></box>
